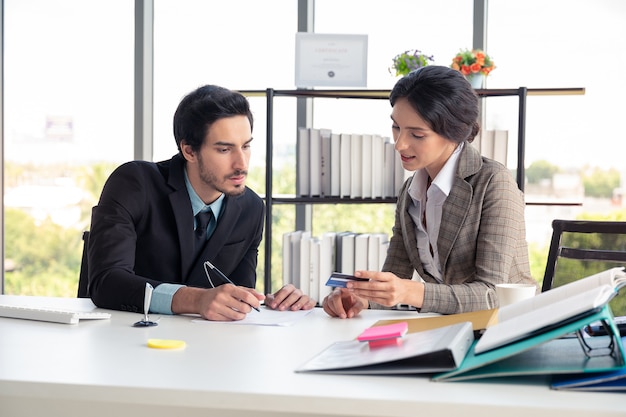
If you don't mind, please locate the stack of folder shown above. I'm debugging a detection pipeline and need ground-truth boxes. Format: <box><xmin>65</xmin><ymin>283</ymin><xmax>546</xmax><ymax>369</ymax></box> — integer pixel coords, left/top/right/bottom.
<box><xmin>296</xmin><ymin>267</ymin><xmax>626</xmax><ymax>389</ymax></box>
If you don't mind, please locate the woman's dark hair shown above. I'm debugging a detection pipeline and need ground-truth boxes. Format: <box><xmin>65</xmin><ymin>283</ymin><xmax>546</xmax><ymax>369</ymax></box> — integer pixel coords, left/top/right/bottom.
<box><xmin>173</xmin><ymin>85</ymin><xmax>254</xmax><ymax>153</ymax></box>
<box><xmin>389</xmin><ymin>66</ymin><xmax>480</xmax><ymax>143</ymax></box>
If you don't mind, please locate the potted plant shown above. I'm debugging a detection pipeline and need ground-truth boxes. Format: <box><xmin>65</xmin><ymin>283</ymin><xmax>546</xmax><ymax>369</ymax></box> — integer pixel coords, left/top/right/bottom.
<box><xmin>390</xmin><ymin>49</ymin><xmax>434</xmax><ymax>77</ymax></box>
<box><xmin>450</xmin><ymin>48</ymin><xmax>496</xmax><ymax>88</ymax></box>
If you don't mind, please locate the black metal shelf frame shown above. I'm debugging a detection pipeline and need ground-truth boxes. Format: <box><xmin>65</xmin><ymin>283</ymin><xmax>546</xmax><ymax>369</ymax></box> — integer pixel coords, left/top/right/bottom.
<box><xmin>239</xmin><ymin>87</ymin><xmax>585</xmax><ymax>292</ymax></box>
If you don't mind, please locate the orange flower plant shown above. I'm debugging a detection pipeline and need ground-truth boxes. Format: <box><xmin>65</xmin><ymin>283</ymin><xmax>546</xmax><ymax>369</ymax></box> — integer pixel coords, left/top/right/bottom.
<box><xmin>451</xmin><ymin>49</ymin><xmax>496</xmax><ymax>76</ymax></box>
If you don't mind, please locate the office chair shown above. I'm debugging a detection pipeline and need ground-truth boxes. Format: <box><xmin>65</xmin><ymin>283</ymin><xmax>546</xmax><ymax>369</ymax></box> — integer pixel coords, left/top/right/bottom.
<box><xmin>542</xmin><ymin>219</ymin><xmax>626</xmax><ymax>293</ymax></box>
<box><xmin>541</xmin><ymin>219</ymin><xmax>626</xmax><ymax>318</ymax></box>
<box><xmin>77</xmin><ymin>230</ymin><xmax>90</xmax><ymax>298</ymax></box>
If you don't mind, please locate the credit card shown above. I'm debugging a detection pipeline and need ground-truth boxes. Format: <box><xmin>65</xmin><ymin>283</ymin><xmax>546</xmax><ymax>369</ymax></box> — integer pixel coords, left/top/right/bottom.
<box><xmin>325</xmin><ymin>272</ymin><xmax>369</xmax><ymax>288</ymax></box>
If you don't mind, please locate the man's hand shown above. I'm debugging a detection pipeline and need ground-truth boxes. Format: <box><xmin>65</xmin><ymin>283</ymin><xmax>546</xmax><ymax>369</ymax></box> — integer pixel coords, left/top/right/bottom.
<box><xmin>264</xmin><ymin>284</ymin><xmax>317</xmax><ymax>311</ymax></box>
<box><xmin>172</xmin><ymin>285</ymin><xmax>264</xmax><ymax>321</ymax></box>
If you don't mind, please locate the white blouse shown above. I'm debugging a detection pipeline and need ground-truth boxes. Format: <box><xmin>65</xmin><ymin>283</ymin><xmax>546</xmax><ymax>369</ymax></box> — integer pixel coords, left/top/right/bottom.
<box><xmin>407</xmin><ymin>142</ymin><xmax>464</xmax><ymax>282</ymax></box>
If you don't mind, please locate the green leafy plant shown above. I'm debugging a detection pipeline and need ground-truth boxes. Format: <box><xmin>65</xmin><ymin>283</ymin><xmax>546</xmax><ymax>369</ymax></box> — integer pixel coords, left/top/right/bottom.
<box><xmin>390</xmin><ymin>49</ymin><xmax>434</xmax><ymax>77</ymax></box>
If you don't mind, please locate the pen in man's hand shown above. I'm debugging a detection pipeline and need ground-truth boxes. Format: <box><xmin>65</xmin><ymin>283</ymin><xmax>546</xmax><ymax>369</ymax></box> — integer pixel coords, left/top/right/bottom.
<box><xmin>204</xmin><ymin>261</ymin><xmax>261</xmax><ymax>312</ymax></box>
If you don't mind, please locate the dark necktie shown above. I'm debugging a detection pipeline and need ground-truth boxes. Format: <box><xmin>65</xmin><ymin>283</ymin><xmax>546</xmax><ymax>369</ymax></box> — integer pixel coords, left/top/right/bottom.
<box><xmin>194</xmin><ymin>209</ymin><xmax>214</xmax><ymax>256</ymax></box>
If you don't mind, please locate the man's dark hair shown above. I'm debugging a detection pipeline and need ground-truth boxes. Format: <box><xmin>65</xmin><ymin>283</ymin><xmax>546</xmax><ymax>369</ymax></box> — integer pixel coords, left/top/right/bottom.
<box><xmin>173</xmin><ymin>85</ymin><xmax>253</xmax><ymax>153</ymax></box>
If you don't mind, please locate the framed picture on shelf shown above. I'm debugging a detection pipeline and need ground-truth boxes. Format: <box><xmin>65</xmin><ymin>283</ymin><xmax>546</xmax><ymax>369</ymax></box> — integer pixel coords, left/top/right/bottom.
<box><xmin>295</xmin><ymin>33</ymin><xmax>368</xmax><ymax>88</ymax></box>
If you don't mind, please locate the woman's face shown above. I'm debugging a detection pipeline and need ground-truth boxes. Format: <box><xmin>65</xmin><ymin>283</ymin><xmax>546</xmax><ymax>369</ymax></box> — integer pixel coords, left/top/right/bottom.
<box><xmin>390</xmin><ymin>97</ymin><xmax>457</xmax><ymax>178</ymax></box>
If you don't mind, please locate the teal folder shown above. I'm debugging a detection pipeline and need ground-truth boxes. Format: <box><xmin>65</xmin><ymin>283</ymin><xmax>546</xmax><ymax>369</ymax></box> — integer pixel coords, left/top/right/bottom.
<box><xmin>432</xmin><ymin>305</ymin><xmax>625</xmax><ymax>382</ymax></box>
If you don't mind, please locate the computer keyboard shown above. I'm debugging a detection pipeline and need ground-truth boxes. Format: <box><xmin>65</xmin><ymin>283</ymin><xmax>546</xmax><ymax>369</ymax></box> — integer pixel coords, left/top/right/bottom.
<box><xmin>0</xmin><ymin>304</ymin><xmax>111</xmax><ymax>324</ymax></box>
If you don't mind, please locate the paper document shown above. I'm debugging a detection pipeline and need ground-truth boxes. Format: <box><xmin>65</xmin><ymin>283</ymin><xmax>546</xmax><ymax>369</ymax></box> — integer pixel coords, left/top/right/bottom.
<box><xmin>192</xmin><ymin>306</ymin><xmax>313</xmax><ymax>326</ymax></box>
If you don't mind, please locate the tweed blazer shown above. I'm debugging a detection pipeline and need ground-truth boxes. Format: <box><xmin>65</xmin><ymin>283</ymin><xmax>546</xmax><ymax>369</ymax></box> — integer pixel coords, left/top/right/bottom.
<box><xmin>87</xmin><ymin>154</ymin><xmax>265</xmax><ymax>313</ymax></box>
<box><xmin>381</xmin><ymin>142</ymin><xmax>535</xmax><ymax>314</ymax></box>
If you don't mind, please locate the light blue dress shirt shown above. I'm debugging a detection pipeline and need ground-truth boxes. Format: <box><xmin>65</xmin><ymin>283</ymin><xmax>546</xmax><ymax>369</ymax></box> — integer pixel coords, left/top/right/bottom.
<box><xmin>149</xmin><ymin>169</ymin><xmax>224</xmax><ymax>314</ymax></box>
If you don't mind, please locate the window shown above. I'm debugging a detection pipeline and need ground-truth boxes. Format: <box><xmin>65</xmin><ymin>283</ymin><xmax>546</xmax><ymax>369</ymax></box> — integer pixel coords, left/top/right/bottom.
<box><xmin>4</xmin><ymin>0</ymin><xmax>624</xmax><ymax>296</ymax></box>
<box><xmin>487</xmin><ymin>0</ymin><xmax>626</xmax><ymax>278</ymax></box>
<box><xmin>3</xmin><ymin>0</ymin><xmax>133</xmax><ymax>295</ymax></box>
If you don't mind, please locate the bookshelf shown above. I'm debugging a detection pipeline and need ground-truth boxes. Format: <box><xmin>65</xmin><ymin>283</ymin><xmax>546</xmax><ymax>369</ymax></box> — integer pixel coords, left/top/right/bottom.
<box><xmin>240</xmin><ymin>87</ymin><xmax>585</xmax><ymax>292</ymax></box>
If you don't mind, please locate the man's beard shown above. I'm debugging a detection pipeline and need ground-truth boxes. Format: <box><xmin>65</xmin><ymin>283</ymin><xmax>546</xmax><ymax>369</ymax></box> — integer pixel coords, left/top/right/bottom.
<box><xmin>197</xmin><ymin>158</ymin><xmax>247</xmax><ymax>197</ymax></box>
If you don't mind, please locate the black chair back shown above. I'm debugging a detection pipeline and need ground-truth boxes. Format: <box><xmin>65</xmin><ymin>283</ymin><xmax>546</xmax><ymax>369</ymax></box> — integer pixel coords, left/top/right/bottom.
<box><xmin>542</xmin><ymin>219</ymin><xmax>626</xmax><ymax>292</ymax></box>
<box><xmin>77</xmin><ymin>230</ymin><xmax>90</xmax><ymax>298</ymax></box>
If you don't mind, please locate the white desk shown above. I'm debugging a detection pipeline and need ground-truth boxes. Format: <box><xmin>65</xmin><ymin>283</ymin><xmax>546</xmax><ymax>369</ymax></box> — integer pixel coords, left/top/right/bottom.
<box><xmin>0</xmin><ymin>295</ymin><xmax>624</xmax><ymax>417</ymax></box>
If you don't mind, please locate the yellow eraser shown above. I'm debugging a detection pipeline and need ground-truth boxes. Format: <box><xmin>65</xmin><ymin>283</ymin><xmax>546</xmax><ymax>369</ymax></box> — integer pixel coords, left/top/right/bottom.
<box><xmin>147</xmin><ymin>339</ymin><xmax>186</xmax><ymax>350</ymax></box>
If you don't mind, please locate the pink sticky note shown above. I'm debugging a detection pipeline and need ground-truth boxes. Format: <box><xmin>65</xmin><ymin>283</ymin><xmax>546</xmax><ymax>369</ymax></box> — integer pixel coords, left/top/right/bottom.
<box><xmin>357</xmin><ymin>322</ymin><xmax>408</xmax><ymax>342</ymax></box>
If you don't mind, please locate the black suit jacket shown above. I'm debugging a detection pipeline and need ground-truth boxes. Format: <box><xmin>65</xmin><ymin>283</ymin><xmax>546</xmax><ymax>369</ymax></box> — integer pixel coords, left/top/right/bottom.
<box><xmin>87</xmin><ymin>154</ymin><xmax>265</xmax><ymax>312</ymax></box>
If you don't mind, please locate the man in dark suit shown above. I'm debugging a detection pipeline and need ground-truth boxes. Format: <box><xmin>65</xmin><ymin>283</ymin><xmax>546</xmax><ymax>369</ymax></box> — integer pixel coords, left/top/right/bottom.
<box><xmin>88</xmin><ymin>85</ymin><xmax>315</xmax><ymax>321</ymax></box>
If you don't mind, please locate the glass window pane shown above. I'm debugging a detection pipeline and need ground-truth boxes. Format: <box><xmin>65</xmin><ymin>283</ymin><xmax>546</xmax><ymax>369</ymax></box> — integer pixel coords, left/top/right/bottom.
<box><xmin>153</xmin><ymin>0</ymin><xmax>298</xmax><ymax>164</ymax></box>
<box><xmin>487</xmin><ymin>0</ymin><xmax>626</xmax><ymax>268</ymax></box>
<box><xmin>153</xmin><ymin>1</ymin><xmax>299</xmax><ymax>291</ymax></box>
<box><xmin>4</xmin><ymin>0</ymin><xmax>134</xmax><ymax>295</ymax></box>
<box><xmin>312</xmin><ymin>0</ymin><xmax>473</xmax><ymax>144</ymax></box>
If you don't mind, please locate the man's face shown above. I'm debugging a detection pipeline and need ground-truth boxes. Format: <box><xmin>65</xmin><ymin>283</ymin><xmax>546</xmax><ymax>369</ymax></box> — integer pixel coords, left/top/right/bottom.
<box><xmin>182</xmin><ymin>115</ymin><xmax>252</xmax><ymax>204</ymax></box>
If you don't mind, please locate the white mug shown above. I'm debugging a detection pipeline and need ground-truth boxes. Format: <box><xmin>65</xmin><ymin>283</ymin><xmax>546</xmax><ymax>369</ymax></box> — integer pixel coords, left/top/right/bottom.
<box><xmin>495</xmin><ymin>283</ymin><xmax>537</xmax><ymax>307</ymax></box>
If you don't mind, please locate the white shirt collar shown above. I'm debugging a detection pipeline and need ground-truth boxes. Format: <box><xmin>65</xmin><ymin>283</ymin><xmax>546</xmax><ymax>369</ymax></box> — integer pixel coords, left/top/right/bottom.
<box><xmin>408</xmin><ymin>141</ymin><xmax>464</xmax><ymax>201</ymax></box>
<box><xmin>433</xmin><ymin>141</ymin><xmax>464</xmax><ymax>197</ymax></box>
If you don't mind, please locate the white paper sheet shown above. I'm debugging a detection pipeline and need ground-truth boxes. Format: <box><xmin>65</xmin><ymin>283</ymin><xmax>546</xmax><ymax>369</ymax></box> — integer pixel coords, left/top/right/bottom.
<box><xmin>192</xmin><ymin>306</ymin><xmax>314</xmax><ymax>326</ymax></box>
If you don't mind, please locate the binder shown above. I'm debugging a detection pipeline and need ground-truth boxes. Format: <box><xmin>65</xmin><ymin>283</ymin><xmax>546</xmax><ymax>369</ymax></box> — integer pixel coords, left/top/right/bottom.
<box><xmin>550</xmin><ymin>348</ymin><xmax>626</xmax><ymax>391</ymax></box>
<box><xmin>432</xmin><ymin>305</ymin><xmax>625</xmax><ymax>382</ymax></box>
<box><xmin>432</xmin><ymin>268</ymin><xmax>626</xmax><ymax>382</ymax></box>
<box><xmin>295</xmin><ymin>322</ymin><xmax>474</xmax><ymax>375</ymax></box>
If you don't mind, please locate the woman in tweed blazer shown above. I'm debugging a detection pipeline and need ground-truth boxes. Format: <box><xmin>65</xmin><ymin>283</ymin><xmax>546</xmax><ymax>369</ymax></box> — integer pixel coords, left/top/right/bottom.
<box><xmin>323</xmin><ymin>66</ymin><xmax>536</xmax><ymax>318</ymax></box>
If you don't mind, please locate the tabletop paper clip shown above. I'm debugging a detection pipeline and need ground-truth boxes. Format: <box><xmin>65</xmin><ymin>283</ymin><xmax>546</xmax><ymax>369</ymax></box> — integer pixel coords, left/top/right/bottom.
<box><xmin>357</xmin><ymin>322</ymin><xmax>408</xmax><ymax>348</ymax></box>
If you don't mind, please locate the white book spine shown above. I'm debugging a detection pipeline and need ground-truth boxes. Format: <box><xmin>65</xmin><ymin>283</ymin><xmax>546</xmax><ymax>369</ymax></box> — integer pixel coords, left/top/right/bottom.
<box><xmin>319</xmin><ymin>232</ymin><xmax>336</xmax><ymax>301</ymax></box>
<box><xmin>320</xmin><ymin>128</ymin><xmax>332</xmax><ymax>197</ymax></box>
<box><xmin>371</xmin><ymin>134</ymin><xmax>384</xmax><ymax>198</ymax></box>
<box><xmin>354</xmin><ymin>234</ymin><xmax>370</xmax><ymax>271</ymax></box>
<box><xmin>309</xmin><ymin>238</ymin><xmax>321</xmax><ymax>302</ymax></box>
<box><xmin>383</xmin><ymin>137</ymin><xmax>395</xmax><ymax>198</ymax></box>
<box><xmin>299</xmin><ymin>232</ymin><xmax>312</xmax><ymax>297</ymax></box>
<box><xmin>379</xmin><ymin>239</ymin><xmax>390</xmax><ymax>271</ymax></box>
<box><xmin>350</xmin><ymin>134</ymin><xmax>363</xmax><ymax>198</ymax></box>
<box><xmin>493</xmin><ymin>130</ymin><xmax>509</xmax><ymax>167</ymax></box>
<box><xmin>480</xmin><ymin>130</ymin><xmax>495</xmax><ymax>160</ymax></box>
<box><xmin>367</xmin><ymin>234</ymin><xmax>379</xmax><ymax>271</ymax></box>
<box><xmin>290</xmin><ymin>231</ymin><xmax>303</xmax><ymax>289</ymax></box>
<box><xmin>330</xmin><ymin>133</ymin><xmax>341</xmax><ymax>197</ymax></box>
<box><xmin>367</xmin><ymin>233</ymin><xmax>389</xmax><ymax>271</ymax></box>
<box><xmin>341</xmin><ymin>233</ymin><xmax>356</xmax><ymax>274</ymax></box>
<box><xmin>297</xmin><ymin>127</ymin><xmax>310</xmax><ymax>196</ymax></box>
<box><xmin>361</xmin><ymin>134</ymin><xmax>373</xmax><ymax>199</ymax></box>
<box><xmin>309</xmin><ymin>128</ymin><xmax>322</xmax><ymax>197</ymax></box>
<box><xmin>340</xmin><ymin>133</ymin><xmax>352</xmax><ymax>198</ymax></box>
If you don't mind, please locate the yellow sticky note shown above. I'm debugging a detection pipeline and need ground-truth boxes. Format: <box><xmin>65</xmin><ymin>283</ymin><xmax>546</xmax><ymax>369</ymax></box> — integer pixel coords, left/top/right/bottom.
<box><xmin>147</xmin><ymin>339</ymin><xmax>186</xmax><ymax>350</ymax></box>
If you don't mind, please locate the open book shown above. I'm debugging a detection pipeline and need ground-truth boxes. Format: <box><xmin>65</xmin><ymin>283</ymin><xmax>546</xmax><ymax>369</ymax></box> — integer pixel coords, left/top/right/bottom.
<box><xmin>433</xmin><ymin>267</ymin><xmax>626</xmax><ymax>382</ymax></box>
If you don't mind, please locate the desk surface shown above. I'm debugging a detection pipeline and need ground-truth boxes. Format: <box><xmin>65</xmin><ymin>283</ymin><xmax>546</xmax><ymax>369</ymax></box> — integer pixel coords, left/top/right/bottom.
<box><xmin>0</xmin><ymin>295</ymin><xmax>624</xmax><ymax>417</ymax></box>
